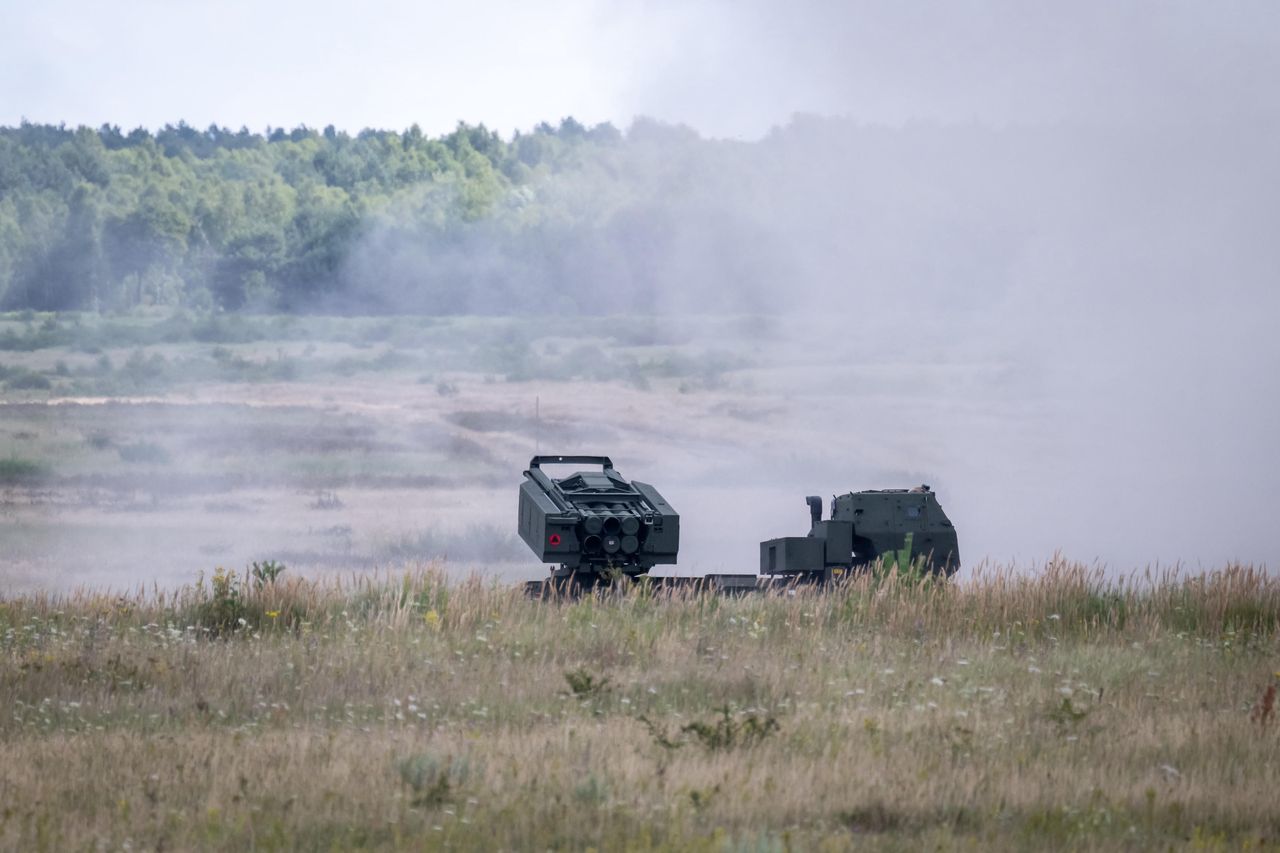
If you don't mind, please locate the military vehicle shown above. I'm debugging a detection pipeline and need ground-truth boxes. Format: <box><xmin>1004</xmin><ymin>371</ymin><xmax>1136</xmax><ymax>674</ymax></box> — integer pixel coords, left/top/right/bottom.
<box><xmin>760</xmin><ymin>487</ymin><xmax>960</xmax><ymax>580</ymax></box>
<box><xmin>518</xmin><ymin>456</ymin><xmax>960</xmax><ymax>594</ymax></box>
<box><xmin>519</xmin><ymin>456</ymin><xmax>679</xmax><ymax>588</ymax></box>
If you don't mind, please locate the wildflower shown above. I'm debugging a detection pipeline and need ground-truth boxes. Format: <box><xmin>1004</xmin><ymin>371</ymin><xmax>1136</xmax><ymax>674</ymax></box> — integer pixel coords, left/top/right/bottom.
<box><xmin>424</xmin><ymin>610</ymin><xmax>441</xmax><ymax>630</ymax></box>
<box><xmin>266</xmin><ymin>610</ymin><xmax>280</xmax><ymax>620</ymax></box>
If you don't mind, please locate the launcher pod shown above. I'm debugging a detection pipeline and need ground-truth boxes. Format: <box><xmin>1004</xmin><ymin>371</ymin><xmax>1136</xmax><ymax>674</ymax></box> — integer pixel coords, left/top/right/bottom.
<box><xmin>519</xmin><ymin>456</ymin><xmax>679</xmax><ymax>583</ymax></box>
<box><xmin>761</xmin><ymin>487</ymin><xmax>960</xmax><ymax>580</ymax></box>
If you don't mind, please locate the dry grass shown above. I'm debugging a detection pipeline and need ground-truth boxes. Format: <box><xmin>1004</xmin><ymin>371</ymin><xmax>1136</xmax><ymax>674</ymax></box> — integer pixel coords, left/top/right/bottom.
<box><xmin>2</xmin><ymin>560</ymin><xmax>1279</xmax><ymax>851</ymax></box>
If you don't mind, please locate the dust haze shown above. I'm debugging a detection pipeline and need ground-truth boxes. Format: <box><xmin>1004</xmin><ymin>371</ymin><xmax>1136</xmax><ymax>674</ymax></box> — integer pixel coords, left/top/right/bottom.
<box><xmin>568</xmin><ymin>0</ymin><xmax>1280</xmax><ymax>573</ymax></box>
<box><xmin>2</xmin><ymin>2</ymin><xmax>1277</xmax><ymax>589</ymax></box>
<box><xmin>340</xmin><ymin>117</ymin><xmax>1279</xmax><ymax>573</ymax></box>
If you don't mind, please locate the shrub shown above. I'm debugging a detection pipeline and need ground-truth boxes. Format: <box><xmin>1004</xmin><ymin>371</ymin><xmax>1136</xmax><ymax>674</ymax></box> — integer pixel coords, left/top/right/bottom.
<box><xmin>4</xmin><ymin>369</ymin><xmax>53</xmax><ymax>390</ymax></box>
<box><xmin>564</xmin><ymin>668</ymin><xmax>611</xmax><ymax>699</ymax></box>
<box><xmin>250</xmin><ymin>560</ymin><xmax>287</xmax><ymax>589</ymax></box>
<box><xmin>681</xmin><ymin>705</ymin><xmax>780</xmax><ymax>751</ymax></box>
<box><xmin>639</xmin><ymin>705</ymin><xmax>781</xmax><ymax>752</ymax></box>
<box><xmin>121</xmin><ymin>349</ymin><xmax>171</xmax><ymax>386</ymax></box>
<box><xmin>397</xmin><ymin>753</ymin><xmax>471</xmax><ymax>807</ymax></box>
<box><xmin>573</xmin><ymin>774</ymin><xmax>610</xmax><ymax>806</ymax></box>
<box><xmin>117</xmin><ymin>441</ymin><xmax>171</xmax><ymax>464</ymax></box>
<box><xmin>0</xmin><ymin>457</ymin><xmax>48</xmax><ymax>483</ymax></box>
<box><xmin>196</xmin><ymin>569</ymin><xmax>244</xmax><ymax>634</ymax></box>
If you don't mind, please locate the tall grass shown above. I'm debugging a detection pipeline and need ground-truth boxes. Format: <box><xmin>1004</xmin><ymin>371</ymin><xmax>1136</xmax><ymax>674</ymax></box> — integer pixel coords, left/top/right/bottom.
<box><xmin>5</xmin><ymin>559</ymin><xmax>1273</xmax><ymax>640</ymax></box>
<box><xmin>2</xmin><ymin>560</ymin><xmax>1278</xmax><ymax>851</ymax></box>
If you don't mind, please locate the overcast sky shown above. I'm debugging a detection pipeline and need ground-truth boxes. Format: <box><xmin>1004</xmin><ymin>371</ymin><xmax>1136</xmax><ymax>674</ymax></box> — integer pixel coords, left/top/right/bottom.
<box><xmin>3</xmin><ymin>0</ymin><xmax>1278</xmax><ymax>137</ymax></box>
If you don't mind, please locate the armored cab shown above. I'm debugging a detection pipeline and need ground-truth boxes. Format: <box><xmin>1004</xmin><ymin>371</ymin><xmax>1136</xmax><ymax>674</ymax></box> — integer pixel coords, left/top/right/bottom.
<box><xmin>519</xmin><ymin>456</ymin><xmax>679</xmax><ymax>582</ymax></box>
<box><xmin>760</xmin><ymin>486</ymin><xmax>959</xmax><ymax>579</ymax></box>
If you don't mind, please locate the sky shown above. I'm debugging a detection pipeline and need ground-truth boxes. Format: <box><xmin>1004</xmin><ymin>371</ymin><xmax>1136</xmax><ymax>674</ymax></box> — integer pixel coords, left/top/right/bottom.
<box><xmin>3</xmin><ymin>0</ymin><xmax>1279</xmax><ymax>138</ymax></box>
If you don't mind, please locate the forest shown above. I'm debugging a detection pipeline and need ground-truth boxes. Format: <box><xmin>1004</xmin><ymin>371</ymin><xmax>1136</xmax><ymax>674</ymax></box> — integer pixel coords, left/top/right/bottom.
<box><xmin>1</xmin><ymin>114</ymin><xmax>1264</xmax><ymax>332</ymax></box>
<box><xmin>2</xmin><ymin>113</ymin><xmax>1118</xmax><ymax>319</ymax></box>
<box><xmin>0</xmin><ymin>117</ymin><xmax>786</xmax><ymax>315</ymax></box>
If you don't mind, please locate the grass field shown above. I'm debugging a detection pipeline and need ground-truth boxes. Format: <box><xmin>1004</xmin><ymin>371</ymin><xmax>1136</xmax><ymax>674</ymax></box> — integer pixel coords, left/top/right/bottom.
<box><xmin>1</xmin><ymin>561</ymin><xmax>1278</xmax><ymax>850</ymax></box>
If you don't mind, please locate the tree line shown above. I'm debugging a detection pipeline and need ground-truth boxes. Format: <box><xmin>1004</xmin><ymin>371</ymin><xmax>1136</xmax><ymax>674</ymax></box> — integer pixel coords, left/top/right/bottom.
<box><xmin>0</xmin><ymin>117</ymin><xmax>703</xmax><ymax>314</ymax></box>
<box><xmin>5</xmin><ymin>114</ymin><xmax>1155</xmax><ymax>318</ymax></box>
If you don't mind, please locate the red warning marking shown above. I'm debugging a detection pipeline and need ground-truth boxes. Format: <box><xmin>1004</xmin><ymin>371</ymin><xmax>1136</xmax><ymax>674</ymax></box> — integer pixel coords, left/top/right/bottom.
<box><xmin>548</xmin><ymin>534</ymin><xmax>562</xmax><ymax>546</ymax></box>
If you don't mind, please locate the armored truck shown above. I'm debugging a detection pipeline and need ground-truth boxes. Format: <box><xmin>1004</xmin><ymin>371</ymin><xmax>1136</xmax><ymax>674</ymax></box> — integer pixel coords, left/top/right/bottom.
<box><xmin>761</xmin><ymin>487</ymin><xmax>960</xmax><ymax>580</ymax></box>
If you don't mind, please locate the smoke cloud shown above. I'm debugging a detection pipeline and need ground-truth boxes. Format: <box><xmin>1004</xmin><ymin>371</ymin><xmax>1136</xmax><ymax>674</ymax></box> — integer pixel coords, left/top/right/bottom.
<box><xmin>337</xmin><ymin>109</ymin><xmax>1278</xmax><ymax>572</ymax></box>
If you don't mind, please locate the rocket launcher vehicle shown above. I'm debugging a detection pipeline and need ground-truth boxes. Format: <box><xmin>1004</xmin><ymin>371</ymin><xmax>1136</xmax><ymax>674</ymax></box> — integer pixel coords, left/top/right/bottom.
<box><xmin>518</xmin><ymin>456</ymin><xmax>679</xmax><ymax>583</ymax></box>
<box><xmin>518</xmin><ymin>455</ymin><xmax>959</xmax><ymax>592</ymax></box>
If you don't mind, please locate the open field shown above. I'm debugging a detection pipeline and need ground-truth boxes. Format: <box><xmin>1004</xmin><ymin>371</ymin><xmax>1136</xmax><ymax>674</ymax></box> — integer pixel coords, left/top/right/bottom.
<box><xmin>0</xmin><ymin>310</ymin><xmax>1049</xmax><ymax>591</ymax></box>
<box><xmin>1</xmin><ymin>562</ymin><xmax>1278</xmax><ymax>850</ymax></box>
<box><xmin>4</xmin><ymin>311</ymin><xmax>1276</xmax><ymax>849</ymax></box>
